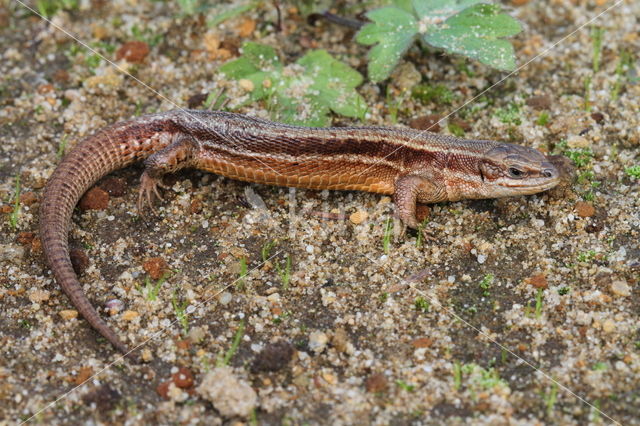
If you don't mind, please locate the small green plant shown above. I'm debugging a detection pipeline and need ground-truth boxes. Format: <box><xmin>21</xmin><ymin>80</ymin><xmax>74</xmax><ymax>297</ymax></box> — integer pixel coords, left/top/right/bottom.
<box><xmin>8</xmin><ymin>174</ymin><xmax>21</xmax><ymax>230</ymax></box>
<box><xmin>591</xmin><ymin>26</ymin><xmax>604</xmax><ymax>73</ymax></box>
<box><xmin>217</xmin><ymin>320</ymin><xmax>245</xmax><ymax>366</ymax></box>
<box><xmin>577</xmin><ymin>250</ymin><xmax>597</xmax><ymax>263</ymax></box>
<box><xmin>494</xmin><ymin>102</ymin><xmax>522</xmax><ymax>125</ymax></box>
<box><xmin>237</xmin><ymin>257</ymin><xmax>248</xmax><ymax>289</ymax></box>
<box><xmin>220</xmin><ymin>42</ymin><xmax>366</xmax><ymax>126</ymax></box>
<box><xmin>460</xmin><ymin>363</ymin><xmax>508</xmax><ymax>399</ymax></box>
<box><xmin>453</xmin><ymin>361</ymin><xmax>462</xmax><ymax>390</ymax></box>
<box><xmin>171</xmin><ymin>290</ymin><xmax>190</xmax><ymax>334</ymax></box>
<box><xmin>479</xmin><ymin>273</ymin><xmax>494</xmax><ymax>297</ymax></box>
<box><xmin>625</xmin><ymin>165</ymin><xmax>640</xmax><ymax>179</ymax></box>
<box><xmin>355</xmin><ymin>0</ymin><xmax>522</xmax><ymax>82</ymax></box>
<box><xmin>558</xmin><ymin>286</ymin><xmax>570</xmax><ymax>296</ymax></box>
<box><xmin>379</xmin><ymin>292</ymin><xmax>389</xmax><ymax>303</ymax></box>
<box><xmin>447</xmin><ymin>121</ymin><xmax>465</xmax><ymax>137</ymax></box>
<box><xmin>36</xmin><ymin>0</ymin><xmax>78</xmax><ymax>18</ymax></box>
<box><xmin>536</xmin><ymin>111</ymin><xmax>549</xmax><ymax>126</ymax></box>
<box><xmin>535</xmin><ymin>288</ymin><xmax>544</xmax><ymax>319</ymax></box>
<box><xmin>57</xmin><ymin>134</ymin><xmax>69</xmax><ymax>159</ymax></box>
<box><xmin>137</xmin><ymin>273</ymin><xmax>169</xmax><ymax>301</ymax></box>
<box><xmin>564</xmin><ymin>148</ymin><xmax>594</xmax><ymax>169</ymax></box>
<box><xmin>382</xmin><ymin>218</ymin><xmax>393</xmax><ymax>254</ymax></box>
<box><xmin>590</xmin><ymin>399</ymin><xmax>601</xmax><ymax>423</ymax></box>
<box><xmin>396</xmin><ymin>379</ymin><xmax>415</xmax><ymax>392</ymax></box>
<box><xmin>544</xmin><ymin>383</ymin><xmax>558</xmax><ymax>417</ymax></box>
<box><xmin>275</xmin><ymin>254</ymin><xmax>292</xmax><ymax>290</ymax></box>
<box><xmin>261</xmin><ymin>240</ymin><xmax>278</xmax><ymax>262</ymax></box>
<box><xmin>415</xmin><ymin>218</ymin><xmax>429</xmax><ymax>249</ymax></box>
<box><xmin>130</xmin><ymin>24</ymin><xmax>163</xmax><ymax>47</ymax></box>
<box><xmin>611</xmin><ymin>51</ymin><xmax>633</xmax><ymax>101</ymax></box>
<box><xmin>411</xmin><ymin>84</ymin><xmax>455</xmax><ymax>105</ymax></box>
<box><xmin>592</xmin><ymin>362</ymin><xmax>607</xmax><ymax>371</ymax></box>
<box><xmin>208</xmin><ymin>1</ymin><xmax>260</xmax><ymax>27</ymax></box>
<box><xmin>414</xmin><ymin>296</ymin><xmax>430</xmax><ymax>313</ymax></box>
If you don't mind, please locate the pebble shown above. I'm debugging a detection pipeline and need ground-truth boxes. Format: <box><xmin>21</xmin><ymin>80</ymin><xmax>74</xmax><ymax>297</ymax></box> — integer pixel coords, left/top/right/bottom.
<box><xmin>239</xmin><ymin>79</ymin><xmax>254</xmax><ymax>92</ymax></box>
<box><xmin>409</xmin><ymin>114</ymin><xmax>442</xmax><ymax>132</ymax></box>
<box><xmin>59</xmin><ymin>310</ymin><xmax>78</xmax><ymax>320</ymax></box>
<box><xmin>105</xmin><ymin>299</ymin><xmax>124</xmax><ymax>315</ymax></box>
<box><xmin>121</xmin><ymin>310</ymin><xmax>139</xmax><ymax>321</ymax></box>
<box><xmin>142</xmin><ymin>257</ymin><xmax>169</xmax><ymax>280</ymax></box>
<box><xmin>567</xmin><ymin>135</ymin><xmax>590</xmax><ymax>149</ymax></box>
<box><xmin>308</xmin><ymin>331</ymin><xmax>329</xmax><ymax>354</ymax></box>
<box><xmin>349</xmin><ymin>210</ymin><xmax>368</xmax><ymax>225</ymax></box>
<box><xmin>218</xmin><ymin>292</ymin><xmax>232</xmax><ymax>305</ymax></box>
<box><xmin>0</xmin><ymin>244</ymin><xmax>25</xmax><ymax>265</ymax></box>
<box><xmin>29</xmin><ymin>289</ymin><xmax>50</xmax><ymax>303</ymax></box>
<box><xmin>116</xmin><ymin>40</ymin><xmax>149</xmax><ymax>63</ymax></box>
<box><xmin>602</xmin><ymin>319</ymin><xmax>616</xmax><ymax>333</ymax></box>
<box><xmin>365</xmin><ymin>373</ymin><xmax>388</xmax><ymax>393</ymax></box>
<box><xmin>610</xmin><ymin>280</ymin><xmax>631</xmax><ymax>297</ymax></box>
<box><xmin>196</xmin><ymin>366</ymin><xmax>257</xmax><ymax>418</ymax></box>
<box><xmin>575</xmin><ymin>201</ymin><xmax>595</xmax><ymax>218</ymax></box>
<box><xmin>477</xmin><ymin>254</ymin><xmax>487</xmax><ymax>264</ymax></box>
<box><xmin>172</xmin><ymin>367</ymin><xmax>194</xmax><ymax>388</ymax></box>
<box><xmin>78</xmin><ymin>187</ymin><xmax>109</xmax><ymax>210</ymax></box>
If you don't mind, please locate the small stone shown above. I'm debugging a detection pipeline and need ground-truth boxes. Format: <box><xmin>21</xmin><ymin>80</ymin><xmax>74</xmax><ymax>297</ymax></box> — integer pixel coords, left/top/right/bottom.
<box><xmin>590</xmin><ymin>112</ymin><xmax>605</xmax><ymax>124</ymax></box>
<box><xmin>365</xmin><ymin>373</ymin><xmax>388</xmax><ymax>393</ymax></box>
<box><xmin>391</xmin><ymin>62</ymin><xmax>421</xmax><ymax>90</ymax></box>
<box><xmin>197</xmin><ymin>366</ymin><xmax>257</xmax><ymax>418</ymax></box>
<box><xmin>238</xmin><ymin>79</ymin><xmax>254</xmax><ymax>92</ymax></box>
<box><xmin>19</xmin><ymin>191</ymin><xmax>38</xmax><ymax>206</ymax></box>
<box><xmin>70</xmin><ymin>248</ymin><xmax>90</xmax><ymax>275</ymax></box>
<box><xmin>172</xmin><ymin>367</ymin><xmax>194</xmax><ymax>388</ymax></box>
<box><xmin>567</xmin><ymin>135</ymin><xmax>590</xmax><ymax>149</ymax></box>
<box><xmin>142</xmin><ymin>257</ymin><xmax>169</xmax><ymax>280</ymax></box>
<box><xmin>308</xmin><ymin>331</ymin><xmax>329</xmax><ymax>354</ymax></box>
<box><xmin>29</xmin><ymin>289</ymin><xmax>50</xmax><ymax>303</ymax></box>
<box><xmin>99</xmin><ymin>177</ymin><xmax>126</xmax><ymax>197</ymax></box>
<box><xmin>525</xmin><ymin>95</ymin><xmax>551</xmax><ymax>110</ymax></box>
<box><xmin>16</xmin><ymin>232</ymin><xmax>35</xmax><ymax>246</ymax></box>
<box><xmin>79</xmin><ymin>187</ymin><xmax>109</xmax><ymax>210</ymax></box>
<box><xmin>526</xmin><ymin>274</ymin><xmax>548</xmax><ymax>289</ymax></box>
<box><xmin>75</xmin><ymin>366</ymin><xmax>93</xmax><ymax>386</ymax></box>
<box><xmin>121</xmin><ymin>310</ymin><xmax>139</xmax><ymax>321</ymax></box>
<box><xmin>410</xmin><ymin>337</ymin><xmax>433</xmax><ymax>348</ymax></box>
<box><xmin>251</xmin><ymin>340</ymin><xmax>294</xmax><ymax>373</ymax></box>
<box><xmin>218</xmin><ymin>292</ymin><xmax>232</xmax><ymax>305</ymax></box>
<box><xmin>331</xmin><ymin>328</ymin><xmax>349</xmax><ymax>353</ymax></box>
<box><xmin>602</xmin><ymin>319</ymin><xmax>616</xmax><ymax>333</ymax></box>
<box><xmin>575</xmin><ymin>201</ymin><xmax>595</xmax><ymax>218</ymax></box>
<box><xmin>349</xmin><ymin>210</ymin><xmax>368</xmax><ymax>225</ymax></box>
<box><xmin>105</xmin><ymin>299</ymin><xmax>124</xmax><ymax>315</ymax></box>
<box><xmin>116</xmin><ymin>41</ymin><xmax>149</xmax><ymax>63</ymax></box>
<box><xmin>0</xmin><ymin>244</ymin><xmax>25</xmax><ymax>264</ymax></box>
<box><xmin>409</xmin><ymin>114</ymin><xmax>441</xmax><ymax>132</ymax></box>
<box><xmin>238</xmin><ymin>18</ymin><xmax>256</xmax><ymax>37</ymax></box>
<box><xmin>610</xmin><ymin>280</ymin><xmax>631</xmax><ymax>297</ymax></box>
<box><xmin>59</xmin><ymin>310</ymin><xmax>78</xmax><ymax>320</ymax></box>
<box><xmin>156</xmin><ymin>381</ymin><xmax>171</xmax><ymax>399</ymax></box>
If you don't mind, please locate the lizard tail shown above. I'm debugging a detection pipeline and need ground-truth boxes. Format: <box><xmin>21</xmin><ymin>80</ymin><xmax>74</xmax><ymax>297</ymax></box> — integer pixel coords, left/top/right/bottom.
<box><xmin>40</xmin><ymin>116</ymin><xmax>176</xmax><ymax>355</ymax></box>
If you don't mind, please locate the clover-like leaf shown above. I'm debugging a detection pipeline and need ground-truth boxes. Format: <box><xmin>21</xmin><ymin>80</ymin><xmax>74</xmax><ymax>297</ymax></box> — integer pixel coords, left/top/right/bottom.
<box><xmin>220</xmin><ymin>44</ymin><xmax>365</xmax><ymax>126</ymax></box>
<box><xmin>423</xmin><ymin>3</ymin><xmax>521</xmax><ymax>71</ymax></box>
<box><xmin>355</xmin><ymin>7</ymin><xmax>418</xmax><ymax>83</ymax></box>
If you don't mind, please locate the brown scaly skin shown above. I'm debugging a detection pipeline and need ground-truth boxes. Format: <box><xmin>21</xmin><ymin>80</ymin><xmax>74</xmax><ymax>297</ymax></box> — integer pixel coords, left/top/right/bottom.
<box><xmin>40</xmin><ymin>110</ymin><xmax>560</xmax><ymax>355</ymax></box>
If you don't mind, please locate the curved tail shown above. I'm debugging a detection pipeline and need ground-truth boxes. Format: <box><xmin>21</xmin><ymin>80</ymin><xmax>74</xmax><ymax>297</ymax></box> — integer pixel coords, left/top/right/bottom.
<box><xmin>40</xmin><ymin>117</ymin><xmax>175</xmax><ymax>354</ymax></box>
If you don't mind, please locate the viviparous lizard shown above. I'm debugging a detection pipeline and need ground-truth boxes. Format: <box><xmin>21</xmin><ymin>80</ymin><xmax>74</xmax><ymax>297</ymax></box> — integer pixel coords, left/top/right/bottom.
<box><xmin>39</xmin><ymin>110</ymin><xmax>560</xmax><ymax>355</ymax></box>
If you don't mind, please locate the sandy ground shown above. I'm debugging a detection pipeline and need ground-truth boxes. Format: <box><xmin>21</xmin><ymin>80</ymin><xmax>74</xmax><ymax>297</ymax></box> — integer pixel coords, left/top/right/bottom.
<box><xmin>0</xmin><ymin>0</ymin><xmax>638</xmax><ymax>424</ymax></box>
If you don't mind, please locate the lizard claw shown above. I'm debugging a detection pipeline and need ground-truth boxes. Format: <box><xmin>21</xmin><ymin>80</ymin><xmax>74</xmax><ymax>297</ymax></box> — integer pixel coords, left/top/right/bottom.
<box><xmin>137</xmin><ymin>172</ymin><xmax>166</xmax><ymax>215</ymax></box>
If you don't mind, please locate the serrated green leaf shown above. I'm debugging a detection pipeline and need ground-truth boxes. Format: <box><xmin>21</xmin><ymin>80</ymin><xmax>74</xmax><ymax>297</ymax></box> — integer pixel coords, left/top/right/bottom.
<box><xmin>412</xmin><ymin>0</ymin><xmax>486</xmax><ymax>19</ymax></box>
<box><xmin>220</xmin><ymin>44</ymin><xmax>365</xmax><ymax>126</ymax></box>
<box><xmin>355</xmin><ymin>7</ymin><xmax>418</xmax><ymax>82</ymax></box>
<box><xmin>423</xmin><ymin>3</ymin><xmax>521</xmax><ymax>71</ymax></box>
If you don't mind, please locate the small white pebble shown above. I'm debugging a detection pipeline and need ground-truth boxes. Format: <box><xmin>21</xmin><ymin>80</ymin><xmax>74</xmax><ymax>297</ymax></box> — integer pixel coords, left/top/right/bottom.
<box><xmin>186</xmin><ymin>305</ymin><xmax>196</xmax><ymax>314</ymax></box>
<box><xmin>107</xmin><ymin>215</ymin><xmax>115</xmax><ymax>221</ymax></box>
<box><xmin>219</xmin><ymin>292</ymin><xmax>232</xmax><ymax>305</ymax></box>
<box><xmin>202</xmin><ymin>220</ymin><xmax>209</xmax><ymax>228</ymax></box>
<box><xmin>477</xmin><ymin>254</ymin><xmax>487</xmax><ymax>264</ymax></box>
<box><xmin>305</xmin><ymin>245</ymin><xmax>314</xmax><ymax>254</ymax></box>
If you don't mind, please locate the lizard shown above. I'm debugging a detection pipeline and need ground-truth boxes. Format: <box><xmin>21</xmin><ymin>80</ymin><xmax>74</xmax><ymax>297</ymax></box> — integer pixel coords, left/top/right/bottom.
<box><xmin>39</xmin><ymin>109</ymin><xmax>560</xmax><ymax>356</ymax></box>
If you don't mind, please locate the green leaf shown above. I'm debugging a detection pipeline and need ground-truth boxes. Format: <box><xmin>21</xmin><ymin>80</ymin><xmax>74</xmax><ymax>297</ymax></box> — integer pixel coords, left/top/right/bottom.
<box><xmin>355</xmin><ymin>7</ymin><xmax>418</xmax><ymax>82</ymax></box>
<box><xmin>220</xmin><ymin>44</ymin><xmax>365</xmax><ymax>126</ymax></box>
<box><xmin>423</xmin><ymin>3</ymin><xmax>521</xmax><ymax>71</ymax></box>
<box><xmin>412</xmin><ymin>0</ymin><xmax>486</xmax><ymax>19</ymax></box>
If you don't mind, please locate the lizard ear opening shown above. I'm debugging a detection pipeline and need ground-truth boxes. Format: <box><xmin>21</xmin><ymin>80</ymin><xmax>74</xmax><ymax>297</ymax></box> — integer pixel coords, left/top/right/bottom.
<box><xmin>479</xmin><ymin>161</ymin><xmax>500</xmax><ymax>181</ymax></box>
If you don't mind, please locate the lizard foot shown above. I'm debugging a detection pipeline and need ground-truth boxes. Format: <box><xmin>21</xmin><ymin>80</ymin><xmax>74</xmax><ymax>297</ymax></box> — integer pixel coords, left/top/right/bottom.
<box><xmin>137</xmin><ymin>172</ymin><xmax>169</xmax><ymax>215</ymax></box>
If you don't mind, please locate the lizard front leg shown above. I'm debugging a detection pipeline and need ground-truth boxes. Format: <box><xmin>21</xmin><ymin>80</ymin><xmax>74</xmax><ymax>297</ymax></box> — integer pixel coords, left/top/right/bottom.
<box><xmin>393</xmin><ymin>174</ymin><xmax>446</xmax><ymax>239</ymax></box>
<box><xmin>138</xmin><ymin>134</ymin><xmax>200</xmax><ymax>214</ymax></box>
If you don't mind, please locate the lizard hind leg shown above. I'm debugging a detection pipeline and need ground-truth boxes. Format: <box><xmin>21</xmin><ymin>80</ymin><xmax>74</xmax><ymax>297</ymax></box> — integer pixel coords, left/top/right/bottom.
<box><xmin>137</xmin><ymin>134</ymin><xmax>199</xmax><ymax>215</ymax></box>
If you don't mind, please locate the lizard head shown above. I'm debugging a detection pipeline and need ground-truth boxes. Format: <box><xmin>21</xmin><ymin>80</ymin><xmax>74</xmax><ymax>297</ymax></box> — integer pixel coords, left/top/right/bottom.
<box><xmin>478</xmin><ymin>143</ymin><xmax>560</xmax><ymax>197</ymax></box>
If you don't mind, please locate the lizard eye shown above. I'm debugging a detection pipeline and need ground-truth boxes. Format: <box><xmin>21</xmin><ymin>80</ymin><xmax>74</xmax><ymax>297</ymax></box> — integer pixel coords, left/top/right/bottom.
<box><xmin>508</xmin><ymin>167</ymin><xmax>524</xmax><ymax>178</ymax></box>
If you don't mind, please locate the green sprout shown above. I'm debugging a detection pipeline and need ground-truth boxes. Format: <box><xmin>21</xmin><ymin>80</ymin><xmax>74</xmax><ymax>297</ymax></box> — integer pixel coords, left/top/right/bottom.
<box><xmin>237</xmin><ymin>257</ymin><xmax>248</xmax><ymax>289</ymax></box>
<box><xmin>171</xmin><ymin>289</ymin><xmax>190</xmax><ymax>335</ymax></box>
<box><xmin>535</xmin><ymin>288</ymin><xmax>544</xmax><ymax>319</ymax></box>
<box><xmin>479</xmin><ymin>273</ymin><xmax>494</xmax><ymax>297</ymax></box>
<box><xmin>137</xmin><ymin>273</ymin><xmax>169</xmax><ymax>301</ymax></box>
<box><xmin>591</xmin><ymin>26</ymin><xmax>604</xmax><ymax>73</ymax></box>
<box><xmin>544</xmin><ymin>383</ymin><xmax>558</xmax><ymax>417</ymax></box>
<box><xmin>275</xmin><ymin>254</ymin><xmax>292</xmax><ymax>290</ymax></box>
<box><xmin>217</xmin><ymin>320</ymin><xmax>245</xmax><ymax>366</ymax></box>
<box><xmin>396</xmin><ymin>380</ymin><xmax>415</xmax><ymax>392</ymax></box>
<box><xmin>382</xmin><ymin>218</ymin><xmax>393</xmax><ymax>254</ymax></box>
<box><xmin>414</xmin><ymin>296</ymin><xmax>430</xmax><ymax>313</ymax></box>
<box><xmin>8</xmin><ymin>174</ymin><xmax>21</xmax><ymax>230</ymax></box>
<box><xmin>624</xmin><ymin>165</ymin><xmax>640</xmax><ymax>179</ymax></box>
